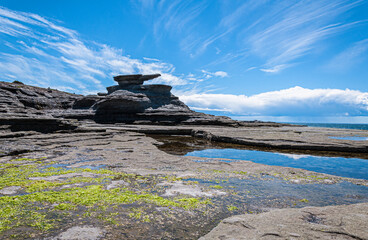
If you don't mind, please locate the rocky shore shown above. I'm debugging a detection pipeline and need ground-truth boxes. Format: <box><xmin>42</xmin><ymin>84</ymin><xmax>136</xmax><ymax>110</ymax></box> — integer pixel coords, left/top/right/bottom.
<box><xmin>0</xmin><ymin>76</ymin><xmax>367</xmax><ymax>239</ymax></box>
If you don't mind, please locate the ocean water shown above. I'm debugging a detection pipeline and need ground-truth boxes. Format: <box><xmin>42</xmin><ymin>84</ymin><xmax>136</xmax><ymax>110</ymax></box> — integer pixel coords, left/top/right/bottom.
<box><xmin>329</xmin><ymin>136</ymin><xmax>368</xmax><ymax>141</ymax></box>
<box><xmin>289</xmin><ymin>123</ymin><xmax>368</xmax><ymax>130</ymax></box>
<box><xmin>186</xmin><ymin>149</ymin><xmax>368</xmax><ymax>180</ymax></box>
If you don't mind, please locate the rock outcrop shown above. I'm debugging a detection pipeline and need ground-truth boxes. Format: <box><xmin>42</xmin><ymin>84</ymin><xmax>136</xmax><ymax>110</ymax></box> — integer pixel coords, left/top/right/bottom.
<box><xmin>0</xmin><ymin>75</ymin><xmax>247</xmax><ymax>129</ymax></box>
<box><xmin>0</xmin><ymin>81</ymin><xmax>80</xmax><ymax>132</ymax></box>
<box><xmin>92</xmin><ymin>74</ymin><xmax>238</xmax><ymax>125</ymax></box>
<box><xmin>0</xmin><ymin>81</ymin><xmax>81</xmax><ymax>115</ymax></box>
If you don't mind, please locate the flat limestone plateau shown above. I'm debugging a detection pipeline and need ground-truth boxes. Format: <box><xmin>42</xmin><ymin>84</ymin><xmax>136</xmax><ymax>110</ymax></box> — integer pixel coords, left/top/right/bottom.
<box><xmin>0</xmin><ymin>123</ymin><xmax>368</xmax><ymax>239</ymax></box>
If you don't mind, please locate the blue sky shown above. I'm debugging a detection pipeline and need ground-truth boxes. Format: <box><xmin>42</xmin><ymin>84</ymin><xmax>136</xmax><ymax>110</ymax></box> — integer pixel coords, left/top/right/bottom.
<box><xmin>0</xmin><ymin>0</ymin><xmax>368</xmax><ymax>123</ymax></box>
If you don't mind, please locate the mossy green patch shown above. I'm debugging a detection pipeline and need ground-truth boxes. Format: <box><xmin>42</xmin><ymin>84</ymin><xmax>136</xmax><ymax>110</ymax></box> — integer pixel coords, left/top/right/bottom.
<box><xmin>212</xmin><ymin>170</ymin><xmax>225</xmax><ymax>174</ymax></box>
<box><xmin>226</xmin><ymin>205</ymin><xmax>238</xmax><ymax>211</ymax></box>
<box><xmin>270</xmin><ymin>172</ymin><xmax>330</xmax><ymax>183</ymax></box>
<box><xmin>232</xmin><ymin>171</ymin><xmax>248</xmax><ymax>175</ymax></box>
<box><xmin>0</xmin><ymin>158</ymin><xmax>211</xmax><ymax>233</ymax></box>
<box><xmin>209</xmin><ymin>185</ymin><xmax>223</xmax><ymax>189</ymax></box>
<box><xmin>160</xmin><ymin>175</ymin><xmax>182</xmax><ymax>182</ymax></box>
<box><xmin>128</xmin><ymin>208</ymin><xmax>151</xmax><ymax>223</ymax></box>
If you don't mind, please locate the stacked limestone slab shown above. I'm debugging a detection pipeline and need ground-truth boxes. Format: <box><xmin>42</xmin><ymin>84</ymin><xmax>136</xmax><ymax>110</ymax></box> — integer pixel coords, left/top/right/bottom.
<box><xmin>73</xmin><ymin>74</ymin><xmax>240</xmax><ymax>125</ymax></box>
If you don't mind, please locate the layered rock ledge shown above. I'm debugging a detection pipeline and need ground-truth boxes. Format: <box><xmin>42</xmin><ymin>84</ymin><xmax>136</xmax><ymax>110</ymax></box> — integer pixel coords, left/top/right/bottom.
<box><xmin>1</xmin><ymin>77</ymin><xmax>368</xmax><ymax>155</ymax></box>
<box><xmin>0</xmin><ymin>76</ymin><xmax>263</xmax><ymax>127</ymax></box>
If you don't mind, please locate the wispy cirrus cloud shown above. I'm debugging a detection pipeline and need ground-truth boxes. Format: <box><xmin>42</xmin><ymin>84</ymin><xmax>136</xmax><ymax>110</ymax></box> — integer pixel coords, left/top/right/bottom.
<box><xmin>0</xmin><ymin>6</ymin><xmax>200</xmax><ymax>94</ymax></box>
<box><xmin>201</xmin><ymin>70</ymin><xmax>228</xmax><ymax>78</ymax></box>
<box><xmin>260</xmin><ymin>64</ymin><xmax>290</xmax><ymax>74</ymax></box>
<box><xmin>135</xmin><ymin>0</ymin><xmax>366</xmax><ymax>74</ymax></box>
<box><xmin>326</xmin><ymin>38</ymin><xmax>368</xmax><ymax>72</ymax></box>
<box><xmin>135</xmin><ymin>0</ymin><xmax>208</xmax><ymax>42</ymax></box>
<box><xmin>231</xmin><ymin>0</ymin><xmax>365</xmax><ymax>73</ymax></box>
<box><xmin>179</xmin><ymin>86</ymin><xmax>368</xmax><ymax>116</ymax></box>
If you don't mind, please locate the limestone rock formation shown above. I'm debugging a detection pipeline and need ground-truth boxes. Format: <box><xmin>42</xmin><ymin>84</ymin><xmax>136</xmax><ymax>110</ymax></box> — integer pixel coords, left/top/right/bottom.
<box><xmin>0</xmin><ymin>81</ymin><xmax>80</xmax><ymax>132</ymax></box>
<box><xmin>110</xmin><ymin>73</ymin><xmax>161</xmax><ymax>91</ymax></box>
<box><xmin>0</xmin><ymin>81</ymin><xmax>81</xmax><ymax>115</ymax></box>
<box><xmin>68</xmin><ymin>74</ymin><xmax>241</xmax><ymax>125</ymax></box>
<box><xmin>0</xmin><ymin>75</ymin><xmax>245</xmax><ymax>131</ymax></box>
<box><xmin>91</xmin><ymin>74</ymin><xmax>241</xmax><ymax>125</ymax></box>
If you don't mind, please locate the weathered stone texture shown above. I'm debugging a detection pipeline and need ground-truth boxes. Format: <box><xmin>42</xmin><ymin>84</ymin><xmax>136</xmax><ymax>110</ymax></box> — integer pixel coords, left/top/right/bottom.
<box><xmin>0</xmin><ymin>75</ymin><xmax>246</xmax><ymax>127</ymax></box>
<box><xmin>200</xmin><ymin>203</ymin><xmax>368</xmax><ymax>240</ymax></box>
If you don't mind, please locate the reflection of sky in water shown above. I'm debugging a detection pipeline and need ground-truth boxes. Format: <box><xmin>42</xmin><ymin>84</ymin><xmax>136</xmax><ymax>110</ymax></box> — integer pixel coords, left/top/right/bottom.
<box><xmin>185</xmin><ymin>177</ymin><xmax>368</xmax><ymax>207</ymax></box>
<box><xmin>186</xmin><ymin>149</ymin><xmax>368</xmax><ymax>180</ymax></box>
<box><xmin>329</xmin><ymin>136</ymin><xmax>368</xmax><ymax>141</ymax></box>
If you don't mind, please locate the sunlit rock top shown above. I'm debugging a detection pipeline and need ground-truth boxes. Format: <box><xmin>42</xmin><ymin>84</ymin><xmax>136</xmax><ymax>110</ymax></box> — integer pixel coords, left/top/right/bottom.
<box><xmin>113</xmin><ymin>74</ymin><xmax>161</xmax><ymax>86</ymax></box>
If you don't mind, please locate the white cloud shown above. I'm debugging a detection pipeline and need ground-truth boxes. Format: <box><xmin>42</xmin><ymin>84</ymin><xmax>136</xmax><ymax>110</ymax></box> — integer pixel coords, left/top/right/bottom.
<box><xmin>179</xmin><ymin>86</ymin><xmax>368</xmax><ymax>116</ymax></box>
<box><xmin>0</xmin><ymin>6</ymin><xmax>195</xmax><ymax>94</ymax></box>
<box><xmin>213</xmin><ymin>71</ymin><xmax>228</xmax><ymax>77</ymax></box>
<box><xmin>143</xmin><ymin>57</ymin><xmax>160</xmax><ymax>62</ymax></box>
<box><xmin>190</xmin><ymin>107</ymin><xmax>232</xmax><ymax>112</ymax></box>
<box><xmin>150</xmin><ymin>73</ymin><xmax>187</xmax><ymax>86</ymax></box>
<box><xmin>260</xmin><ymin>64</ymin><xmax>289</xmax><ymax>73</ymax></box>
<box><xmin>277</xmin><ymin>153</ymin><xmax>311</xmax><ymax>160</ymax></box>
<box><xmin>246</xmin><ymin>67</ymin><xmax>257</xmax><ymax>72</ymax></box>
<box><xmin>201</xmin><ymin>70</ymin><xmax>228</xmax><ymax>78</ymax></box>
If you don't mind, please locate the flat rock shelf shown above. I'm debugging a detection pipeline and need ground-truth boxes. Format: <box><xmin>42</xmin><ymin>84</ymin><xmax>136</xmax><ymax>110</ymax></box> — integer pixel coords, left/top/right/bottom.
<box><xmin>0</xmin><ymin>124</ymin><xmax>367</xmax><ymax>239</ymax></box>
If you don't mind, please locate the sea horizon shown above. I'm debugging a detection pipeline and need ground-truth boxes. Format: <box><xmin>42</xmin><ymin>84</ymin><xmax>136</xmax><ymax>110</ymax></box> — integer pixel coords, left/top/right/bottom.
<box><xmin>230</xmin><ymin>115</ymin><xmax>368</xmax><ymax>126</ymax></box>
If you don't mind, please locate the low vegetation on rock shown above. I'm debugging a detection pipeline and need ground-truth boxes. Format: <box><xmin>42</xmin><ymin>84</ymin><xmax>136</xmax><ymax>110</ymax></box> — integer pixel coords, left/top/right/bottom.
<box><xmin>0</xmin><ymin>157</ymin><xmax>211</xmax><ymax>236</ymax></box>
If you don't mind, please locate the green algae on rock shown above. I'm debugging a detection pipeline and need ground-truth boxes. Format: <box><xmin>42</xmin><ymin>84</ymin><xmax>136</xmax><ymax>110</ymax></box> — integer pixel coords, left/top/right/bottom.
<box><xmin>0</xmin><ymin>158</ymin><xmax>212</xmax><ymax>234</ymax></box>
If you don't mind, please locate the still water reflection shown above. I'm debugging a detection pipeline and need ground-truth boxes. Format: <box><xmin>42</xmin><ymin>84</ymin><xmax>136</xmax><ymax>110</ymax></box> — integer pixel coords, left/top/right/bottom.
<box><xmin>186</xmin><ymin>149</ymin><xmax>368</xmax><ymax>180</ymax></box>
<box><xmin>329</xmin><ymin>136</ymin><xmax>368</xmax><ymax>141</ymax></box>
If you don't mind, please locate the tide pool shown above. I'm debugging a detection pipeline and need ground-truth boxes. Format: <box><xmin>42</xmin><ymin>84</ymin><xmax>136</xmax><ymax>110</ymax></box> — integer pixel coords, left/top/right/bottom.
<box><xmin>186</xmin><ymin>149</ymin><xmax>368</xmax><ymax>180</ymax></box>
